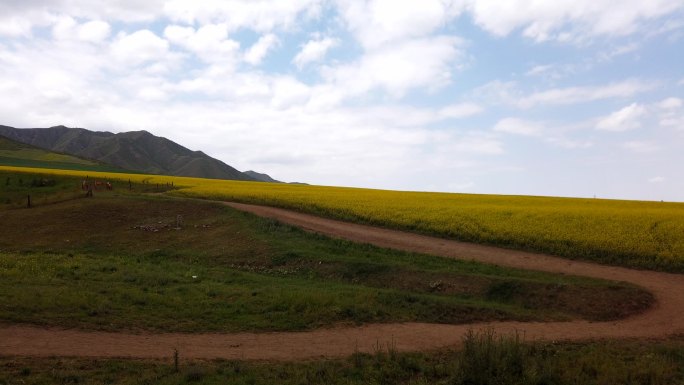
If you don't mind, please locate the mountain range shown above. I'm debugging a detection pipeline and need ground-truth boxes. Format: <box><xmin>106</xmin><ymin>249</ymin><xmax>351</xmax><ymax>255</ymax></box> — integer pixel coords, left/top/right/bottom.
<box><xmin>0</xmin><ymin>125</ymin><xmax>280</xmax><ymax>182</ymax></box>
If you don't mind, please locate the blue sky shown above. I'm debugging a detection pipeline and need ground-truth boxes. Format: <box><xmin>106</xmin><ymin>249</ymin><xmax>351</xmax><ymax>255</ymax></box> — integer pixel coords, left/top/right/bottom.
<box><xmin>0</xmin><ymin>0</ymin><xmax>682</xmax><ymax>201</ymax></box>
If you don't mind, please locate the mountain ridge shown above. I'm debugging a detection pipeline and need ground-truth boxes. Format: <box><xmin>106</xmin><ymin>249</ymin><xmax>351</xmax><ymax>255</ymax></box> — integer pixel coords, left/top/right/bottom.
<box><xmin>0</xmin><ymin>125</ymin><xmax>261</xmax><ymax>181</ymax></box>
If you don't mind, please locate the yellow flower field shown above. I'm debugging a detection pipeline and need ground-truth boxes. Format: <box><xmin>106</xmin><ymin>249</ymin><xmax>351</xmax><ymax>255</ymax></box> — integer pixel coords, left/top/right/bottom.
<box><xmin>2</xmin><ymin>165</ymin><xmax>683</xmax><ymax>271</ymax></box>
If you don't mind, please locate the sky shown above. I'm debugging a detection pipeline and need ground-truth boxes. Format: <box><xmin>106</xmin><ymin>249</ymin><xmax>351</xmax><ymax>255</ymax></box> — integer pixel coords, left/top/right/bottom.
<box><xmin>0</xmin><ymin>0</ymin><xmax>683</xmax><ymax>201</ymax></box>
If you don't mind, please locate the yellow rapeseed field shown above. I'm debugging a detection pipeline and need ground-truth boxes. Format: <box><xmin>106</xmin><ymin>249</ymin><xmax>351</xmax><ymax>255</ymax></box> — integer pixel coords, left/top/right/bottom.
<box><xmin>2</xmin><ymin>165</ymin><xmax>683</xmax><ymax>271</ymax></box>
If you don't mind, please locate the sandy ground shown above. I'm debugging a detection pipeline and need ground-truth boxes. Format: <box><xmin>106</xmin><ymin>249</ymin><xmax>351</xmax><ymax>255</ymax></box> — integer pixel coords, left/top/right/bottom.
<box><xmin>0</xmin><ymin>201</ymin><xmax>682</xmax><ymax>360</ymax></box>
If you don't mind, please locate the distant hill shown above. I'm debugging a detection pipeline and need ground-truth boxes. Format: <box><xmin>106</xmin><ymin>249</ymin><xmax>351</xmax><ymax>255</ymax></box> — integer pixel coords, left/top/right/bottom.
<box><xmin>244</xmin><ymin>170</ymin><xmax>282</xmax><ymax>183</ymax></box>
<box><xmin>245</xmin><ymin>170</ymin><xmax>309</xmax><ymax>185</ymax></box>
<box><xmin>0</xmin><ymin>125</ymin><xmax>257</xmax><ymax>181</ymax></box>
<box><xmin>0</xmin><ymin>134</ymin><xmax>129</xmax><ymax>173</ymax></box>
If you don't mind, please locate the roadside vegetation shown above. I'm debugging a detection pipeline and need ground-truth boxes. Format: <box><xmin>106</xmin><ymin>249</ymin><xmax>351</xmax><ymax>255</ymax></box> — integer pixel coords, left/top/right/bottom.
<box><xmin>2</xmin><ymin>332</ymin><xmax>683</xmax><ymax>385</ymax></box>
<box><xmin>2</xmin><ymin>165</ymin><xmax>682</xmax><ymax>272</ymax></box>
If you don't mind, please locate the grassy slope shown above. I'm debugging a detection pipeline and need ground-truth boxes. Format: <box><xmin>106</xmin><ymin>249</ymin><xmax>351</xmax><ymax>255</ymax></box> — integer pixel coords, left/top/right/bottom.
<box><xmin>0</xmin><ymin>171</ymin><xmax>651</xmax><ymax>332</ymax></box>
<box><xmin>0</xmin><ymin>169</ymin><xmax>162</xmax><ymax>209</ymax></box>
<box><xmin>0</xmin><ymin>136</ymin><xmax>129</xmax><ymax>173</ymax></box>
<box><xmin>0</xmin><ymin>171</ymin><xmax>85</xmax><ymax>208</ymax></box>
<box><xmin>2</xmin><ymin>165</ymin><xmax>683</xmax><ymax>272</ymax></box>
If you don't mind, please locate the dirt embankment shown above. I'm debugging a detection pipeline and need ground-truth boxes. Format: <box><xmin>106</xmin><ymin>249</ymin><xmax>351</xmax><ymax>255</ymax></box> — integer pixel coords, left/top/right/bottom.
<box><xmin>1</xmin><ymin>201</ymin><xmax>683</xmax><ymax>360</ymax></box>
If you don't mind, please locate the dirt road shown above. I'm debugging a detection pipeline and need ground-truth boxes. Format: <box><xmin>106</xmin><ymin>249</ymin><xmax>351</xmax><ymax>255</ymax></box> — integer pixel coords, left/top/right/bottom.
<box><xmin>1</xmin><ymin>201</ymin><xmax>682</xmax><ymax>360</ymax></box>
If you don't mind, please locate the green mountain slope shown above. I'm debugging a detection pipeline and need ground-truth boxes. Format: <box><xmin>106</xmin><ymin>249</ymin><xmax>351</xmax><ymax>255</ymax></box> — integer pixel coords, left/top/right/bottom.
<box><xmin>0</xmin><ymin>134</ymin><xmax>128</xmax><ymax>173</ymax></box>
<box><xmin>0</xmin><ymin>125</ymin><xmax>257</xmax><ymax>181</ymax></box>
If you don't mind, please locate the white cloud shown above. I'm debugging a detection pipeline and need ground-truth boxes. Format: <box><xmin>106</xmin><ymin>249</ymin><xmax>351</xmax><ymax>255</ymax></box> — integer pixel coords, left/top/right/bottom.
<box><xmin>244</xmin><ymin>34</ymin><xmax>279</xmax><ymax>65</ymax></box>
<box><xmin>163</xmin><ymin>24</ymin><xmax>193</xmax><ymax>43</ymax></box>
<box><xmin>77</xmin><ymin>20</ymin><xmax>111</xmax><ymax>43</ymax></box>
<box><xmin>622</xmin><ymin>140</ymin><xmax>659</xmax><ymax>153</ymax></box>
<box><xmin>493</xmin><ymin>117</ymin><xmax>543</xmax><ymax>136</ymax></box>
<box><xmin>335</xmin><ymin>0</ymin><xmax>463</xmax><ymax>48</ymax></box>
<box><xmin>0</xmin><ymin>37</ymin><xmax>118</xmax><ymax>123</ymax></box>
<box><xmin>0</xmin><ymin>4</ymin><xmax>61</xmax><ymax>37</ymax></box>
<box><xmin>0</xmin><ymin>16</ymin><xmax>36</xmax><ymax>37</ymax></box>
<box><xmin>473</xmin><ymin>79</ymin><xmax>653</xmax><ymax>108</ymax></box>
<box><xmin>519</xmin><ymin>80</ymin><xmax>653</xmax><ymax>108</ymax></box>
<box><xmin>52</xmin><ymin>16</ymin><xmax>78</xmax><ymax>40</ymax></box>
<box><xmin>649</xmin><ymin>176</ymin><xmax>665</xmax><ymax>183</ymax></box>
<box><xmin>442</xmin><ymin>133</ymin><xmax>504</xmax><ymax>155</ymax></box>
<box><xmin>491</xmin><ymin>117</ymin><xmax>595</xmax><ymax>149</ymax></box>
<box><xmin>164</xmin><ymin>24</ymin><xmax>240</xmax><ymax>64</ymax></box>
<box><xmin>597</xmin><ymin>43</ymin><xmax>640</xmax><ymax>62</ymax></box>
<box><xmin>270</xmin><ymin>77</ymin><xmax>311</xmax><ymax>109</ymax></box>
<box><xmin>472</xmin><ymin>80</ymin><xmax>521</xmax><ymax>106</ymax></box>
<box><xmin>171</xmin><ymin>68</ymin><xmax>278</xmax><ymax>100</ymax></box>
<box><xmin>322</xmin><ymin>36</ymin><xmax>462</xmax><ymax>99</ymax></box>
<box><xmin>438</xmin><ymin>103</ymin><xmax>484</xmax><ymax>119</ymax></box>
<box><xmin>657</xmin><ymin>97</ymin><xmax>684</xmax><ymax>130</ymax></box>
<box><xmin>136</xmin><ymin>87</ymin><xmax>168</xmax><ymax>101</ymax></box>
<box><xmin>658</xmin><ymin>97</ymin><xmax>683</xmax><ymax>110</ymax></box>
<box><xmin>53</xmin><ymin>17</ymin><xmax>111</xmax><ymax>43</ymax></box>
<box><xmin>596</xmin><ymin>103</ymin><xmax>647</xmax><ymax>131</ymax></box>
<box><xmin>524</xmin><ymin>63</ymin><xmax>581</xmax><ymax>81</ymax></box>
<box><xmin>293</xmin><ymin>37</ymin><xmax>338</xmax><ymax>69</ymax></box>
<box><xmin>111</xmin><ymin>30</ymin><xmax>169</xmax><ymax>66</ymax></box>
<box><xmin>1</xmin><ymin>1</ymin><xmax>165</xmax><ymax>30</ymax></box>
<box><xmin>660</xmin><ymin>116</ymin><xmax>684</xmax><ymax>130</ymax></box>
<box><xmin>163</xmin><ymin>0</ymin><xmax>322</xmax><ymax>31</ymax></box>
<box><xmin>84</xmin><ymin>1</ymin><xmax>166</xmax><ymax>22</ymax></box>
<box><xmin>525</xmin><ymin>64</ymin><xmax>553</xmax><ymax>77</ymax></box>
<box><xmin>545</xmin><ymin>137</ymin><xmax>593</xmax><ymax>149</ymax></box>
<box><xmin>468</xmin><ymin>0</ymin><xmax>684</xmax><ymax>42</ymax></box>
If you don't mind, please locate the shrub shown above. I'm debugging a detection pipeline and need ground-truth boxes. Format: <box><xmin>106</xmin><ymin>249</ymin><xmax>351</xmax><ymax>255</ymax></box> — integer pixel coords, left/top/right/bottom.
<box><xmin>454</xmin><ymin>329</ymin><xmax>537</xmax><ymax>385</ymax></box>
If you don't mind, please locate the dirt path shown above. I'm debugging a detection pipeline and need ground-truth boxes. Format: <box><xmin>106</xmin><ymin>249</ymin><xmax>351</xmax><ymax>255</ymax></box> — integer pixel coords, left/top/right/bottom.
<box><xmin>1</xmin><ymin>201</ymin><xmax>683</xmax><ymax>360</ymax></box>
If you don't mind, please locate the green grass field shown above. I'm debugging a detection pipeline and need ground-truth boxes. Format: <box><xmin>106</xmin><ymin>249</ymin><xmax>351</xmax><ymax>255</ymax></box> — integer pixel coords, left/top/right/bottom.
<box><xmin>0</xmin><ymin>169</ymin><xmax>679</xmax><ymax>384</ymax></box>
<box><xmin>0</xmin><ymin>192</ymin><xmax>650</xmax><ymax>332</ymax></box>
<box><xmin>0</xmin><ymin>170</ymin><xmax>168</xmax><ymax>210</ymax></box>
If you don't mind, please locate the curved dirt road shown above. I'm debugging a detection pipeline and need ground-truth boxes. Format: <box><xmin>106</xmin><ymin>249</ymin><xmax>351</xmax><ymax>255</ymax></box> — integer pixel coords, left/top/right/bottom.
<box><xmin>1</xmin><ymin>201</ymin><xmax>683</xmax><ymax>360</ymax></box>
